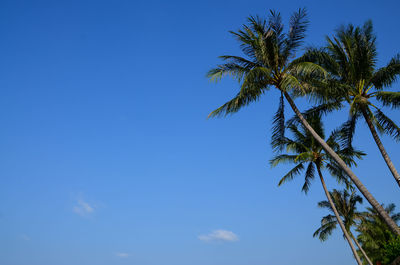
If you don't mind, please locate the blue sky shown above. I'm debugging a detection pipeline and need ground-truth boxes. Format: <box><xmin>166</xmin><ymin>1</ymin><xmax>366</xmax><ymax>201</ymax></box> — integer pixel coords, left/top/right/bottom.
<box><xmin>0</xmin><ymin>0</ymin><xmax>399</xmax><ymax>264</ymax></box>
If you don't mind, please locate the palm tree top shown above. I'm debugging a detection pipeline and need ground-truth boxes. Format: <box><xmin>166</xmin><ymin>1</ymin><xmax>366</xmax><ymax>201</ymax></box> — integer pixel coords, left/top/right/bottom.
<box><xmin>206</xmin><ymin>8</ymin><xmax>326</xmax><ymax>118</ymax></box>
<box><xmin>300</xmin><ymin>20</ymin><xmax>400</xmax><ymax>140</ymax></box>
<box><xmin>314</xmin><ymin>189</ymin><xmax>364</xmax><ymax>241</ymax></box>
<box><xmin>270</xmin><ymin>114</ymin><xmax>364</xmax><ymax>193</ymax></box>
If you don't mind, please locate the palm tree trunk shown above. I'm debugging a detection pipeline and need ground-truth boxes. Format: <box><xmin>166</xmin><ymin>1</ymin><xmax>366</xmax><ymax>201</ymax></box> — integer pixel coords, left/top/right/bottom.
<box><xmin>361</xmin><ymin>109</ymin><xmax>400</xmax><ymax>188</ymax></box>
<box><xmin>316</xmin><ymin>166</ymin><xmax>363</xmax><ymax>265</ymax></box>
<box><xmin>283</xmin><ymin>91</ymin><xmax>400</xmax><ymax>235</ymax></box>
<box><xmin>349</xmin><ymin>232</ymin><xmax>373</xmax><ymax>265</ymax></box>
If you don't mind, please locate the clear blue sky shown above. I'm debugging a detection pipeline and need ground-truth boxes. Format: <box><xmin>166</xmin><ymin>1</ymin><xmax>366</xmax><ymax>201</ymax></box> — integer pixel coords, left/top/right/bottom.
<box><xmin>1</xmin><ymin>0</ymin><xmax>399</xmax><ymax>264</ymax></box>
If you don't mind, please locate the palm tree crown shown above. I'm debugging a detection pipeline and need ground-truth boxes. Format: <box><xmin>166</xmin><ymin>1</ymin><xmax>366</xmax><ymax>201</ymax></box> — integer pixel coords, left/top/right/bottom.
<box><xmin>299</xmin><ymin>21</ymin><xmax>400</xmax><ymax>186</ymax></box>
<box><xmin>270</xmin><ymin>114</ymin><xmax>363</xmax><ymax>193</ymax></box>
<box><xmin>314</xmin><ymin>189</ymin><xmax>364</xmax><ymax>241</ymax></box>
<box><xmin>314</xmin><ymin>189</ymin><xmax>375</xmax><ymax>265</ymax></box>
<box><xmin>303</xmin><ymin>21</ymin><xmax>400</xmax><ymax>123</ymax></box>
<box><xmin>207</xmin><ymin>9</ymin><xmax>324</xmax><ymax>146</ymax></box>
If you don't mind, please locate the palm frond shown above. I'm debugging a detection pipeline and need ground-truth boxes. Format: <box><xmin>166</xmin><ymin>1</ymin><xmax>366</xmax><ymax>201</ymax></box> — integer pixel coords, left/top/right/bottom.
<box><xmin>335</xmin><ymin>147</ymin><xmax>365</xmax><ymax>166</ymax></box>
<box><xmin>324</xmin><ymin>163</ymin><xmax>353</xmax><ymax>189</ymax></box>
<box><xmin>286</xmin><ymin>101</ymin><xmax>343</xmax><ymax>127</ymax></box>
<box><xmin>374</xmin><ymin>108</ymin><xmax>400</xmax><ymax>141</ymax></box>
<box><xmin>269</xmin><ymin>154</ymin><xmax>298</xmax><ymax>167</ymax></box>
<box><xmin>297</xmin><ymin>47</ymin><xmax>340</xmax><ymax>76</ymax></box>
<box><xmin>364</xmin><ymin>108</ymin><xmax>385</xmax><ymax>134</ymax></box>
<box><xmin>208</xmin><ymin>67</ymin><xmax>273</xmax><ymax>117</ymax></box>
<box><xmin>283</xmin><ymin>8</ymin><xmax>308</xmax><ymax>60</ymax></box>
<box><xmin>207</xmin><ymin>63</ymin><xmax>248</xmax><ymax>82</ymax></box>
<box><xmin>285</xmin><ymin>137</ymin><xmax>308</xmax><ymax>153</ymax></box>
<box><xmin>207</xmin><ymin>91</ymin><xmax>262</xmax><ymax>118</ymax></box>
<box><xmin>287</xmin><ymin>61</ymin><xmax>328</xmax><ymax>88</ymax></box>
<box><xmin>303</xmin><ymin>113</ymin><xmax>325</xmax><ymax>141</ymax></box>
<box><xmin>302</xmin><ymin>162</ymin><xmax>315</xmax><ymax>193</ymax></box>
<box><xmin>313</xmin><ymin>222</ymin><xmax>337</xmax><ymax>241</ymax></box>
<box><xmin>294</xmin><ymin>152</ymin><xmax>314</xmax><ymax>163</ymax></box>
<box><xmin>277</xmin><ymin>163</ymin><xmax>304</xmax><ymax>186</ymax></box>
<box><xmin>271</xmin><ymin>93</ymin><xmax>286</xmax><ymax>151</ymax></box>
<box><xmin>375</xmin><ymin>91</ymin><xmax>400</xmax><ymax>109</ymax></box>
<box><xmin>286</xmin><ymin>123</ymin><xmax>307</xmax><ymax>143</ymax></box>
<box><xmin>267</xmin><ymin>10</ymin><xmax>284</xmax><ymax>47</ymax></box>
<box><xmin>280</xmin><ymin>73</ymin><xmax>305</xmax><ymax>93</ymax></box>
<box><xmin>317</xmin><ymin>200</ymin><xmax>332</xmax><ymax>209</ymax></box>
<box><xmin>229</xmin><ymin>27</ymin><xmax>263</xmax><ymax>64</ymax></box>
<box><xmin>247</xmin><ymin>15</ymin><xmax>267</xmax><ymax>34</ymax></box>
<box><xmin>371</xmin><ymin>54</ymin><xmax>400</xmax><ymax>89</ymax></box>
<box><xmin>336</xmin><ymin>114</ymin><xmax>359</xmax><ymax>148</ymax></box>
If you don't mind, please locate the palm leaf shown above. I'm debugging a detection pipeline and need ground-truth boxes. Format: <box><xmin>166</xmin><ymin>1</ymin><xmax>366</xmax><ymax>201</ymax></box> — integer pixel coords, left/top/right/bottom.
<box><xmin>286</xmin><ymin>100</ymin><xmax>343</xmax><ymax>127</ymax></box>
<box><xmin>208</xmin><ymin>67</ymin><xmax>273</xmax><ymax>117</ymax></box>
<box><xmin>283</xmin><ymin>8</ymin><xmax>308</xmax><ymax>60</ymax></box>
<box><xmin>269</xmin><ymin>154</ymin><xmax>298</xmax><ymax>167</ymax></box>
<box><xmin>207</xmin><ymin>63</ymin><xmax>249</xmax><ymax>82</ymax></box>
<box><xmin>278</xmin><ymin>163</ymin><xmax>304</xmax><ymax>186</ymax></box>
<box><xmin>313</xmin><ymin>214</ymin><xmax>337</xmax><ymax>241</ymax></box>
<box><xmin>371</xmin><ymin>54</ymin><xmax>400</xmax><ymax>89</ymax></box>
<box><xmin>337</xmin><ymin>114</ymin><xmax>359</xmax><ymax>148</ymax></box>
<box><xmin>301</xmin><ymin>162</ymin><xmax>315</xmax><ymax>193</ymax></box>
<box><xmin>374</xmin><ymin>108</ymin><xmax>400</xmax><ymax>141</ymax></box>
<box><xmin>271</xmin><ymin>92</ymin><xmax>286</xmax><ymax>151</ymax></box>
<box><xmin>375</xmin><ymin>91</ymin><xmax>400</xmax><ymax>109</ymax></box>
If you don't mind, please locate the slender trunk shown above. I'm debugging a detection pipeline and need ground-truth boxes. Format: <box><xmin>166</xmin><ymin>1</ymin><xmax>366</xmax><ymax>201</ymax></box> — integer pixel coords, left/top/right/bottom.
<box><xmin>316</xmin><ymin>166</ymin><xmax>363</xmax><ymax>265</ymax></box>
<box><xmin>361</xmin><ymin>109</ymin><xmax>400</xmax><ymax>188</ymax></box>
<box><xmin>349</xmin><ymin>232</ymin><xmax>373</xmax><ymax>265</ymax></box>
<box><xmin>283</xmin><ymin>91</ymin><xmax>400</xmax><ymax>235</ymax></box>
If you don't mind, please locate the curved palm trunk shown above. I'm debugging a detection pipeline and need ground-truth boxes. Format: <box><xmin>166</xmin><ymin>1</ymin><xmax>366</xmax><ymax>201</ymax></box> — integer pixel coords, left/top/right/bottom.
<box><xmin>349</xmin><ymin>232</ymin><xmax>373</xmax><ymax>265</ymax></box>
<box><xmin>283</xmin><ymin>91</ymin><xmax>400</xmax><ymax>235</ymax></box>
<box><xmin>361</xmin><ymin>109</ymin><xmax>400</xmax><ymax>188</ymax></box>
<box><xmin>316</xmin><ymin>166</ymin><xmax>363</xmax><ymax>265</ymax></box>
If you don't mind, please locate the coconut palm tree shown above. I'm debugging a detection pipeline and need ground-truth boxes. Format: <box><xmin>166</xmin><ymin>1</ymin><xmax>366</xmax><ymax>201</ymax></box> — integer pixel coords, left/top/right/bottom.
<box><xmin>314</xmin><ymin>189</ymin><xmax>373</xmax><ymax>265</ymax></box>
<box><xmin>357</xmin><ymin>204</ymin><xmax>400</xmax><ymax>264</ymax></box>
<box><xmin>298</xmin><ymin>21</ymin><xmax>400</xmax><ymax>188</ymax></box>
<box><xmin>207</xmin><ymin>9</ymin><xmax>400</xmax><ymax>235</ymax></box>
<box><xmin>270</xmin><ymin>113</ymin><xmax>364</xmax><ymax>264</ymax></box>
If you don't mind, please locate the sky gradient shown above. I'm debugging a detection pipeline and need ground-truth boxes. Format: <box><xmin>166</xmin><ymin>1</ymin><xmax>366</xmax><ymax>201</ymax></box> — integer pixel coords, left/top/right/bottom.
<box><xmin>1</xmin><ymin>1</ymin><xmax>400</xmax><ymax>264</ymax></box>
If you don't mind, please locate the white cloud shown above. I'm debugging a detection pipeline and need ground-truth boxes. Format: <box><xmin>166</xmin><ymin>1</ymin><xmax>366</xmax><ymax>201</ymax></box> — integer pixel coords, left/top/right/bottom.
<box><xmin>198</xmin><ymin>230</ymin><xmax>239</xmax><ymax>242</ymax></box>
<box><xmin>73</xmin><ymin>199</ymin><xmax>94</xmax><ymax>217</ymax></box>
<box><xmin>115</xmin><ymin>252</ymin><xmax>130</xmax><ymax>258</ymax></box>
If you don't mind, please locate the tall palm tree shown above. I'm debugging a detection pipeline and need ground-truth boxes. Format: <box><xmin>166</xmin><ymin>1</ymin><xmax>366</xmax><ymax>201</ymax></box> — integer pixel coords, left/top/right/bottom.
<box><xmin>270</xmin><ymin>113</ymin><xmax>364</xmax><ymax>264</ymax></box>
<box><xmin>298</xmin><ymin>21</ymin><xmax>400</xmax><ymax>188</ymax></box>
<box><xmin>314</xmin><ymin>189</ymin><xmax>373</xmax><ymax>265</ymax></box>
<box><xmin>207</xmin><ymin>9</ymin><xmax>400</xmax><ymax>235</ymax></box>
<box><xmin>357</xmin><ymin>204</ymin><xmax>400</xmax><ymax>264</ymax></box>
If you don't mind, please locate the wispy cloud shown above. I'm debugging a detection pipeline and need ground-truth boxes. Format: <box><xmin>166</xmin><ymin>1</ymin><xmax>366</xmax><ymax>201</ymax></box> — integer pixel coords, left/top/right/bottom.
<box><xmin>73</xmin><ymin>199</ymin><xmax>95</xmax><ymax>217</ymax></box>
<box><xmin>198</xmin><ymin>230</ymin><xmax>239</xmax><ymax>242</ymax></box>
<box><xmin>20</xmin><ymin>234</ymin><xmax>31</xmax><ymax>241</ymax></box>
<box><xmin>115</xmin><ymin>252</ymin><xmax>130</xmax><ymax>258</ymax></box>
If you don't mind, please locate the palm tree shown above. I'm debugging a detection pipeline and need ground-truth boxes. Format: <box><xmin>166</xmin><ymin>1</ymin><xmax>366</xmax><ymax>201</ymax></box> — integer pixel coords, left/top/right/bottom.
<box><xmin>357</xmin><ymin>204</ymin><xmax>400</xmax><ymax>264</ymax></box>
<box><xmin>314</xmin><ymin>189</ymin><xmax>373</xmax><ymax>265</ymax></box>
<box><xmin>270</xmin><ymin>113</ymin><xmax>364</xmax><ymax>264</ymax></box>
<box><xmin>207</xmin><ymin>9</ymin><xmax>400</xmax><ymax>235</ymax></box>
<box><xmin>299</xmin><ymin>21</ymin><xmax>400</xmax><ymax>188</ymax></box>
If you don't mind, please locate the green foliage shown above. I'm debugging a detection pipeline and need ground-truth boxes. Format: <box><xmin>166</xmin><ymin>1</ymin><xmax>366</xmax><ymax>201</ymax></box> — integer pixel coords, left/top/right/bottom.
<box><xmin>206</xmin><ymin>8</ymin><xmax>326</xmax><ymax>148</ymax></box>
<box><xmin>297</xmin><ymin>21</ymin><xmax>400</xmax><ymax>143</ymax></box>
<box><xmin>382</xmin><ymin>236</ymin><xmax>400</xmax><ymax>265</ymax></box>
<box><xmin>314</xmin><ymin>189</ymin><xmax>363</xmax><ymax>241</ymax></box>
<box><xmin>270</xmin><ymin>114</ymin><xmax>364</xmax><ymax>193</ymax></box>
<box><xmin>357</xmin><ymin>204</ymin><xmax>400</xmax><ymax>264</ymax></box>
